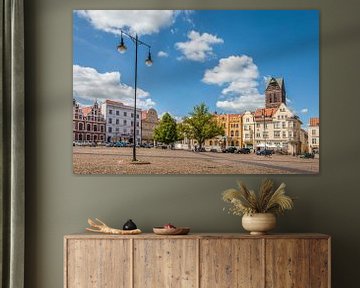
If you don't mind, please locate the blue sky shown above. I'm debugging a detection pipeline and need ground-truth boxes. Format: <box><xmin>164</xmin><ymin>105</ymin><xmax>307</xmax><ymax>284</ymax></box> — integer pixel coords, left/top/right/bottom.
<box><xmin>73</xmin><ymin>10</ymin><xmax>319</xmax><ymax>126</ymax></box>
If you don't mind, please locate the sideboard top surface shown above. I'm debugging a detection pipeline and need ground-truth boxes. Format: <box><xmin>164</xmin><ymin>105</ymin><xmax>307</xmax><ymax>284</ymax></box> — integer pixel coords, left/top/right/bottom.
<box><xmin>64</xmin><ymin>232</ymin><xmax>330</xmax><ymax>240</ymax></box>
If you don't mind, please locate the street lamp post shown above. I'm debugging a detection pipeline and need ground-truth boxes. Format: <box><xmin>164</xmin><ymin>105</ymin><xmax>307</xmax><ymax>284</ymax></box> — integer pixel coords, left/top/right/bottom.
<box><xmin>263</xmin><ymin>110</ymin><xmax>267</xmax><ymax>152</ymax></box>
<box><xmin>117</xmin><ymin>30</ymin><xmax>153</xmax><ymax>162</ymax></box>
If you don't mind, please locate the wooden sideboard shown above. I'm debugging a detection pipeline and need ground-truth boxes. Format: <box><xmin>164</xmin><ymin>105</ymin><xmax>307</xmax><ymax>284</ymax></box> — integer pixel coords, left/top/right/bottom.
<box><xmin>64</xmin><ymin>233</ymin><xmax>330</xmax><ymax>288</ymax></box>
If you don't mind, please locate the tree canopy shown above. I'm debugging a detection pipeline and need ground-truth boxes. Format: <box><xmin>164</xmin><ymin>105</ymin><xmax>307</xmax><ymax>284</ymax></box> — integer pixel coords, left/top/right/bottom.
<box><xmin>181</xmin><ymin>103</ymin><xmax>224</xmax><ymax>148</ymax></box>
<box><xmin>153</xmin><ymin>112</ymin><xmax>179</xmax><ymax>145</ymax></box>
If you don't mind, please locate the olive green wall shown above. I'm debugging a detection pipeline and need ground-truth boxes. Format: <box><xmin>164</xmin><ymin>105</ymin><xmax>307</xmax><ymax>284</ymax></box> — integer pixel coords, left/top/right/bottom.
<box><xmin>24</xmin><ymin>0</ymin><xmax>360</xmax><ymax>287</ymax></box>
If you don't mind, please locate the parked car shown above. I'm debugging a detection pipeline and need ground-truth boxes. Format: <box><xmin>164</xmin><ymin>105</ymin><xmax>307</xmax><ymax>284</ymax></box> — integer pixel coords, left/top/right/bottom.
<box><xmin>299</xmin><ymin>152</ymin><xmax>315</xmax><ymax>159</ymax></box>
<box><xmin>222</xmin><ymin>146</ymin><xmax>238</xmax><ymax>153</ymax></box>
<box><xmin>114</xmin><ymin>141</ymin><xmax>127</xmax><ymax>147</ymax></box>
<box><xmin>237</xmin><ymin>148</ymin><xmax>251</xmax><ymax>154</ymax></box>
<box><xmin>140</xmin><ymin>143</ymin><xmax>152</xmax><ymax>148</ymax></box>
<box><xmin>256</xmin><ymin>149</ymin><xmax>273</xmax><ymax>156</ymax></box>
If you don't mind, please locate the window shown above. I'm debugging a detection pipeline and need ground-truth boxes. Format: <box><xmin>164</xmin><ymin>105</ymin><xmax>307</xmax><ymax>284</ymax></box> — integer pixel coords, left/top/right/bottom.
<box><xmin>246</xmin><ymin>118</ymin><xmax>249</xmax><ymax>122</ymax></box>
<box><xmin>109</xmin><ymin>109</ymin><xmax>113</xmax><ymax>114</ymax></box>
<box><xmin>136</xmin><ymin>122</ymin><xmax>139</xmax><ymax>127</ymax></box>
<box><xmin>124</xmin><ymin>120</ymin><xmax>127</xmax><ymax>125</ymax></box>
<box><xmin>124</xmin><ymin>128</ymin><xmax>127</xmax><ymax>133</ymax></box>
<box><xmin>274</xmin><ymin>122</ymin><xmax>280</xmax><ymax>129</ymax></box>
<box><xmin>256</xmin><ymin>133</ymin><xmax>261</xmax><ymax>138</ymax></box>
<box><xmin>230</xmin><ymin>130</ymin><xmax>234</xmax><ymax>137</ymax></box>
<box><xmin>312</xmin><ymin>138</ymin><xmax>317</xmax><ymax>144</ymax></box>
<box><xmin>108</xmin><ymin>118</ymin><xmax>112</xmax><ymax>124</ymax></box>
<box><xmin>108</xmin><ymin>127</ymin><xmax>112</xmax><ymax>133</ymax></box>
<box><xmin>136</xmin><ymin>130</ymin><xmax>140</xmax><ymax>135</ymax></box>
<box><xmin>256</xmin><ymin>123</ymin><xmax>260</xmax><ymax>128</ymax></box>
<box><xmin>274</xmin><ymin>131</ymin><xmax>280</xmax><ymax>138</ymax></box>
<box><xmin>136</xmin><ymin>114</ymin><xmax>139</xmax><ymax>119</ymax></box>
<box><xmin>282</xmin><ymin>131</ymin><xmax>286</xmax><ymax>138</ymax></box>
<box><xmin>235</xmin><ymin>131</ymin><xmax>239</xmax><ymax>136</ymax></box>
<box><xmin>93</xmin><ymin>125</ymin><xmax>97</xmax><ymax>132</ymax></box>
<box><xmin>209</xmin><ymin>140</ymin><xmax>213</xmax><ymax>145</ymax></box>
<box><xmin>263</xmin><ymin>132</ymin><xmax>268</xmax><ymax>138</ymax></box>
<box><xmin>282</xmin><ymin>122</ymin><xmax>286</xmax><ymax>128</ymax></box>
<box><xmin>312</xmin><ymin>129</ymin><xmax>317</xmax><ymax>135</ymax></box>
<box><xmin>116</xmin><ymin>110</ymin><xmax>119</xmax><ymax>116</ymax></box>
<box><xmin>116</xmin><ymin>128</ymin><xmax>119</xmax><ymax>132</ymax></box>
<box><xmin>116</xmin><ymin>119</ymin><xmax>119</xmax><ymax>125</ymax></box>
<box><xmin>87</xmin><ymin>124</ymin><xmax>91</xmax><ymax>131</ymax></box>
<box><xmin>100</xmin><ymin>126</ymin><xmax>104</xmax><ymax>132</ymax></box>
<box><xmin>131</xmin><ymin>113</ymin><xmax>134</xmax><ymax>118</ymax></box>
<box><xmin>124</xmin><ymin>112</ymin><xmax>127</xmax><ymax>117</ymax></box>
<box><xmin>78</xmin><ymin>123</ymin><xmax>83</xmax><ymax>130</ymax></box>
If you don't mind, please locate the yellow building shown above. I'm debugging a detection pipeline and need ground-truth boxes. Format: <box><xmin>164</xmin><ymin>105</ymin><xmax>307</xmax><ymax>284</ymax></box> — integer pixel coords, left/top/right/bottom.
<box><xmin>205</xmin><ymin>113</ymin><xmax>243</xmax><ymax>149</ymax></box>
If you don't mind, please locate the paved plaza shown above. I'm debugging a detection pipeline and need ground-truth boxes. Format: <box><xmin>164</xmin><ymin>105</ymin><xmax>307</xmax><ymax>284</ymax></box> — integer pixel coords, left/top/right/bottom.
<box><xmin>73</xmin><ymin>147</ymin><xmax>319</xmax><ymax>175</ymax></box>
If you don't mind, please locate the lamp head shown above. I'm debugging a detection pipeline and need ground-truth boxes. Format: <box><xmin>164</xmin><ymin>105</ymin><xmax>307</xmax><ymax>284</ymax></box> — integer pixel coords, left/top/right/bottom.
<box><xmin>117</xmin><ymin>36</ymin><xmax>127</xmax><ymax>54</ymax></box>
<box><xmin>145</xmin><ymin>51</ymin><xmax>153</xmax><ymax>66</ymax></box>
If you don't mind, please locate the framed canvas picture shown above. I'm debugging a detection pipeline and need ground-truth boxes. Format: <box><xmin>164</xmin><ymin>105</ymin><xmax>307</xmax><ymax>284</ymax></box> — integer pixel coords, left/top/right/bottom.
<box><xmin>72</xmin><ymin>10</ymin><xmax>319</xmax><ymax>175</ymax></box>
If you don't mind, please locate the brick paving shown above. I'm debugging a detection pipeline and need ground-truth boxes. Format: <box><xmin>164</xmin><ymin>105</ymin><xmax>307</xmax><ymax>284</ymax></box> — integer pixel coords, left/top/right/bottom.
<box><xmin>73</xmin><ymin>147</ymin><xmax>319</xmax><ymax>175</ymax></box>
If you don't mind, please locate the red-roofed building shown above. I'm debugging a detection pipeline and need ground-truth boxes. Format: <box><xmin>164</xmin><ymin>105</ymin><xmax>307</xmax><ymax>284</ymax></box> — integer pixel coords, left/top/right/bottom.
<box><xmin>73</xmin><ymin>99</ymin><xmax>106</xmax><ymax>142</ymax></box>
<box><xmin>250</xmin><ymin>103</ymin><xmax>303</xmax><ymax>154</ymax></box>
<box><xmin>310</xmin><ymin>117</ymin><xmax>319</xmax><ymax>127</ymax></box>
<box><xmin>308</xmin><ymin>117</ymin><xmax>320</xmax><ymax>153</ymax></box>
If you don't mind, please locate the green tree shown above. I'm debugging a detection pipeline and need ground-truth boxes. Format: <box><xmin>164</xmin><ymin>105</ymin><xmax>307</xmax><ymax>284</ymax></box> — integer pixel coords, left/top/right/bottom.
<box><xmin>182</xmin><ymin>103</ymin><xmax>224</xmax><ymax>149</ymax></box>
<box><xmin>153</xmin><ymin>113</ymin><xmax>179</xmax><ymax>145</ymax></box>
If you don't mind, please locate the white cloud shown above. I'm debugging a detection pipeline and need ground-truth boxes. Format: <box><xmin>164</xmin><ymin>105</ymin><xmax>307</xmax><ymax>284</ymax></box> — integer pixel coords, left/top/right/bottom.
<box><xmin>157</xmin><ymin>51</ymin><xmax>169</xmax><ymax>57</ymax></box>
<box><xmin>175</xmin><ymin>30</ymin><xmax>223</xmax><ymax>62</ymax></box>
<box><xmin>75</xmin><ymin>10</ymin><xmax>177</xmax><ymax>36</ymax></box>
<box><xmin>216</xmin><ymin>94</ymin><xmax>265</xmax><ymax>112</ymax></box>
<box><xmin>203</xmin><ymin>55</ymin><xmax>263</xmax><ymax>112</ymax></box>
<box><xmin>301</xmin><ymin>108</ymin><xmax>308</xmax><ymax>113</ymax></box>
<box><xmin>73</xmin><ymin>65</ymin><xmax>155</xmax><ymax>109</ymax></box>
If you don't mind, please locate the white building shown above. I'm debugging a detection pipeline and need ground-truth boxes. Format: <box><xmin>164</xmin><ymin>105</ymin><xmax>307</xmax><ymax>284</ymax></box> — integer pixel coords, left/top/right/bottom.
<box><xmin>251</xmin><ymin>103</ymin><xmax>302</xmax><ymax>154</ymax></box>
<box><xmin>242</xmin><ymin>111</ymin><xmax>255</xmax><ymax>148</ymax></box>
<box><xmin>308</xmin><ymin>117</ymin><xmax>320</xmax><ymax>153</ymax></box>
<box><xmin>101</xmin><ymin>100</ymin><xmax>142</xmax><ymax>144</ymax></box>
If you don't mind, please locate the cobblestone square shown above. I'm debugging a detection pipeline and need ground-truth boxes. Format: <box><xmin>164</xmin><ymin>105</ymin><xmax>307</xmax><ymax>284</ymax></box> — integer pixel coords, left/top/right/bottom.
<box><xmin>73</xmin><ymin>147</ymin><xmax>319</xmax><ymax>175</ymax></box>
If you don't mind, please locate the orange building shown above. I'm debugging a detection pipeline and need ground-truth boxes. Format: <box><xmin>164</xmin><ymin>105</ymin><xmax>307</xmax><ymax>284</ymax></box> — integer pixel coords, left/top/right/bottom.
<box><xmin>205</xmin><ymin>113</ymin><xmax>243</xmax><ymax>149</ymax></box>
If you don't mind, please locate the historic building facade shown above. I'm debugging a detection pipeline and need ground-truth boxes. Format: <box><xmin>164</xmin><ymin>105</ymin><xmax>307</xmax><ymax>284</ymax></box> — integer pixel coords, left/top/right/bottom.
<box><xmin>308</xmin><ymin>117</ymin><xmax>320</xmax><ymax>153</ymax></box>
<box><xmin>101</xmin><ymin>100</ymin><xmax>142</xmax><ymax>144</ymax></box>
<box><xmin>72</xmin><ymin>99</ymin><xmax>106</xmax><ymax>142</ymax></box>
<box><xmin>205</xmin><ymin>113</ymin><xmax>243</xmax><ymax>149</ymax></box>
<box><xmin>300</xmin><ymin>129</ymin><xmax>309</xmax><ymax>154</ymax></box>
<box><xmin>242</xmin><ymin>111</ymin><xmax>255</xmax><ymax>148</ymax></box>
<box><xmin>265</xmin><ymin>77</ymin><xmax>286</xmax><ymax>108</ymax></box>
<box><xmin>141</xmin><ymin>108</ymin><xmax>159</xmax><ymax>144</ymax></box>
<box><xmin>252</xmin><ymin>103</ymin><xmax>302</xmax><ymax>154</ymax></box>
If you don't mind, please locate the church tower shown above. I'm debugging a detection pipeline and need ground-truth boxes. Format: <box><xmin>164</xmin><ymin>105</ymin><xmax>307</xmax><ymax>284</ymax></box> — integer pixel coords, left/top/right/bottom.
<box><xmin>265</xmin><ymin>77</ymin><xmax>286</xmax><ymax>108</ymax></box>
